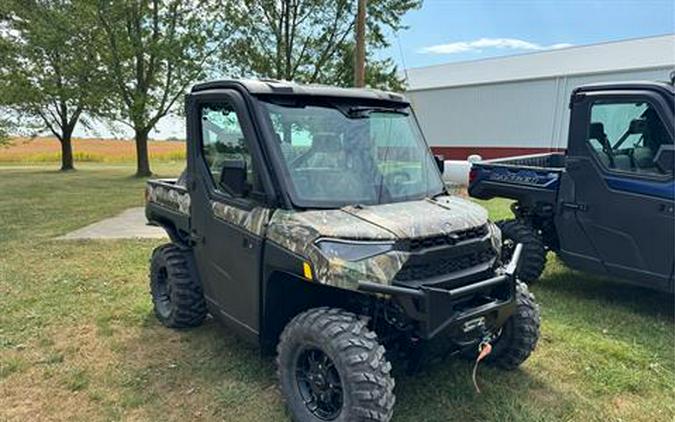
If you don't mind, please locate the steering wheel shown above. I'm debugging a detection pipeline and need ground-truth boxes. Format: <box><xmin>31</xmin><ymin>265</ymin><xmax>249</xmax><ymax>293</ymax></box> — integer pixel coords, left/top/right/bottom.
<box><xmin>385</xmin><ymin>171</ymin><xmax>411</xmax><ymax>185</ymax></box>
<box><xmin>383</xmin><ymin>171</ymin><xmax>412</xmax><ymax>196</ymax></box>
<box><xmin>289</xmin><ymin>150</ymin><xmax>312</xmax><ymax>170</ymax></box>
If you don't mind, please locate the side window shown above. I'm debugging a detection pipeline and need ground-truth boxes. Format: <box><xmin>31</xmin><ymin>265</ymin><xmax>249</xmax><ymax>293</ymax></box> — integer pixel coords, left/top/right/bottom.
<box><xmin>200</xmin><ymin>103</ymin><xmax>257</xmax><ymax>193</ymax></box>
<box><xmin>588</xmin><ymin>100</ymin><xmax>673</xmax><ymax>175</ymax></box>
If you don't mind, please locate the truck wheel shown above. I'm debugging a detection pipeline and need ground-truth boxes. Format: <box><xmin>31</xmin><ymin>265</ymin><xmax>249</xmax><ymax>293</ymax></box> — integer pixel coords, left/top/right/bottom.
<box><xmin>497</xmin><ymin>219</ymin><xmax>546</xmax><ymax>283</ymax></box>
<box><xmin>277</xmin><ymin>307</ymin><xmax>395</xmax><ymax>422</ymax></box>
<box><xmin>486</xmin><ymin>282</ymin><xmax>540</xmax><ymax>370</ymax></box>
<box><xmin>149</xmin><ymin>243</ymin><xmax>206</xmax><ymax>328</ymax></box>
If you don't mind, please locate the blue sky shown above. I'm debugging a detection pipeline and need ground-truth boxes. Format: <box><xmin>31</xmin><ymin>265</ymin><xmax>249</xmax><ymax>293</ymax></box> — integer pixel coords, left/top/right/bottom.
<box><xmin>386</xmin><ymin>0</ymin><xmax>675</xmax><ymax>69</ymax></box>
<box><xmin>79</xmin><ymin>0</ymin><xmax>675</xmax><ymax>139</ymax></box>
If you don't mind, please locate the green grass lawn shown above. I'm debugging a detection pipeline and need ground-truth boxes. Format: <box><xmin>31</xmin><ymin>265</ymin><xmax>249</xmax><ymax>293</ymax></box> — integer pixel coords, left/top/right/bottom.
<box><xmin>1</xmin><ymin>164</ymin><xmax>673</xmax><ymax>421</ymax></box>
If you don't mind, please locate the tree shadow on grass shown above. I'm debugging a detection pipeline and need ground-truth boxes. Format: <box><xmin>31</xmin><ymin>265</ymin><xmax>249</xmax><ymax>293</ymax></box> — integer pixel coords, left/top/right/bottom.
<box><xmin>535</xmin><ymin>263</ymin><xmax>674</xmax><ymax>322</ymax></box>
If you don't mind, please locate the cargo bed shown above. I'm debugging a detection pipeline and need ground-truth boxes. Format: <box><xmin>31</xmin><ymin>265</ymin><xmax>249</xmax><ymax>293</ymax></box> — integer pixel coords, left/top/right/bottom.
<box><xmin>468</xmin><ymin>152</ymin><xmax>565</xmax><ymax>205</ymax></box>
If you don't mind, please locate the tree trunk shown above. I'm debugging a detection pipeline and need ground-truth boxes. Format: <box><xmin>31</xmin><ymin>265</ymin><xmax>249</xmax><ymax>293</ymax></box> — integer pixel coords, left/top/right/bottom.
<box><xmin>134</xmin><ymin>128</ymin><xmax>152</xmax><ymax>177</ymax></box>
<box><xmin>60</xmin><ymin>135</ymin><xmax>75</xmax><ymax>171</ymax></box>
<box><xmin>354</xmin><ymin>0</ymin><xmax>367</xmax><ymax>87</ymax></box>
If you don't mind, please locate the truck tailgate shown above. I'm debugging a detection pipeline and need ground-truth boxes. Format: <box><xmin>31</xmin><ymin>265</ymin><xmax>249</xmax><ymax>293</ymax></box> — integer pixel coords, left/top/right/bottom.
<box><xmin>468</xmin><ymin>152</ymin><xmax>565</xmax><ymax>203</ymax></box>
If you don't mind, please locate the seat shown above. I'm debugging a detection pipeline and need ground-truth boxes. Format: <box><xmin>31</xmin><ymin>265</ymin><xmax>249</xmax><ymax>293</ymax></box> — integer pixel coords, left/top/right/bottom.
<box><xmin>278</xmin><ymin>132</ymin><xmax>298</xmax><ymax>161</ymax></box>
<box><xmin>633</xmin><ymin>146</ymin><xmax>654</xmax><ymax>169</ymax></box>
<box><xmin>595</xmin><ymin>150</ymin><xmax>611</xmax><ymax>167</ymax></box>
<box><xmin>303</xmin><ymin>133</ymin><xmax>344</xmax><ymax>168</ymax></box>
<box><xmin>588</xmin><ymin>122</ymin><xmax>614</xmax><ymax>167</ymax></box>
<box><xmin>613</xmin><ymin>154</ymin><xmax>632</xmax><ymax>170</ymax></box>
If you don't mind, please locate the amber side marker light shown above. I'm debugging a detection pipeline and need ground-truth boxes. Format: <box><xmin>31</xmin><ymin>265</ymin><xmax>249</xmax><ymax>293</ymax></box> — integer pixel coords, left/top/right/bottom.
<box><xmin>302</xmin><ymin>262</ymin><xmax>313</xmax><ymax>281</ymax></box>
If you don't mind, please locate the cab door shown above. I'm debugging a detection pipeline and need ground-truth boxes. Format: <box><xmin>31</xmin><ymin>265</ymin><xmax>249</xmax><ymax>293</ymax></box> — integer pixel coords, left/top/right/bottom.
<box><xmin>562</xmin><ymin>90</ymin><xmax>674</xmax><ymax>291</ymax></box>
<box><xmin>186</xmin><ymin>89</ymin><xmax>272</xmax><ymax>338</ymax></box>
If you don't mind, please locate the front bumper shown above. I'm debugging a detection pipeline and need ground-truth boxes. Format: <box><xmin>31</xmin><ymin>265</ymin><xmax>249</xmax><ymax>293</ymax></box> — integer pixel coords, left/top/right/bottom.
<box><xmin>357</xmin><ymin>244</ymin><xmax>523</xmax><ymax>341</ymax></box>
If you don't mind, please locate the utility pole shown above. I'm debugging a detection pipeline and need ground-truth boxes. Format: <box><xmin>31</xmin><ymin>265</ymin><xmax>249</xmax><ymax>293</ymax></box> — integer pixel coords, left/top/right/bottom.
<box><xmin>354</xmin><ymin>0</ymin><xmax>367</xmax><ymax>87</ymax></box>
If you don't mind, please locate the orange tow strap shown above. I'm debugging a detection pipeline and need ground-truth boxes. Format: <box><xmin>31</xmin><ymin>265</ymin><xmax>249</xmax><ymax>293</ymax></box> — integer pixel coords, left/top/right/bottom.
<box><xmin>471</xmin><ymin>342</ymin><xmax>492</xmax><ymax>394</ymax></box>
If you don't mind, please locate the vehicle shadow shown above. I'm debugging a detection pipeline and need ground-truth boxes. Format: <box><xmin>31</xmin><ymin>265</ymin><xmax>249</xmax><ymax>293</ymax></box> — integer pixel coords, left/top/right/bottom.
<box><xmin>119</xmin><ymin>313</ymin><xmax>284</xmax><ymax>420</ymax></box>
<box><xmin>392</xmin><ymin>359</ymin><xmax>565</xmax><ymax>421</ymax></box>
<box><xmin>119</xmin><ymin>311</ymin><xmax>572</xmax><ymax>422</ymax></box>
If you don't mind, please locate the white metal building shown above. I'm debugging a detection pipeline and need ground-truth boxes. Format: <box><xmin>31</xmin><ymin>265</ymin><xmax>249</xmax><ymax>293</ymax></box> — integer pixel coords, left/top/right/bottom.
<box><xmin>406</xmin><ymin>35</ymin><xmax>675</xmax><ymax>160</ymax></box>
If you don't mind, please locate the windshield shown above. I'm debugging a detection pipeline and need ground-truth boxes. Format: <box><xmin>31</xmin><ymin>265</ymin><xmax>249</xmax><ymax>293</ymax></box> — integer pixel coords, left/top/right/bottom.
<box><xmin>261</xmin><ymin>99</ymin><xmax>445</xmax><ymax>208</ymax></box>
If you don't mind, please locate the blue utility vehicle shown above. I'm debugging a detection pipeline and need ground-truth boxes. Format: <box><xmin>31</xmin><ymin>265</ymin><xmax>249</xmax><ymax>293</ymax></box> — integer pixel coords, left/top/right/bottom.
<box><xmin>469</xmin><ymin>81</ymin><xmax>674</xmax><ymax>292</ymax></box>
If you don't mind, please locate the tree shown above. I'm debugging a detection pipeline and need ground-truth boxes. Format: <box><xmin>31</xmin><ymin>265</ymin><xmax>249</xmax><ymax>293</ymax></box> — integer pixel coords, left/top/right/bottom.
<box><xmin>92</xmin><ymin>0</ymin><xmax>232</xmax><ymax>177</ymax></box>
<box><xmin>223</xmin><ymin>0</ymin><xmax>421</xmax><ymax>91</ymax></box>
<box><xmin>0</xmin><ymin>0</ymin><xmax>104</xmax><ymax>170</ymax></box>
<box><xmin>0</xmin><ymin>116</ymin><xmax>11</xmax><ymax>146</ymax></box>
<box><xmin>0</xmin><ymin>107</ymin><xmax>15</xmax><ymax>146</ymax></box>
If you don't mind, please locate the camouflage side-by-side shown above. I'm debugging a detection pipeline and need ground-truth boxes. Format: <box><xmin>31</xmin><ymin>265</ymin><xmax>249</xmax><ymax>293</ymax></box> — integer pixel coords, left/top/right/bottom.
<box><xmin>147</xmin><ymin>182</ymin><xmax>191</xmax><ymax>215</ymax></box>
<box><xmin>266</xmin><ymin>195</ymin><xmax>494</xmax><ymax>290</ymax></box>
<box><xmin>149</xmin><ymin>183</ymin><xmax>497</xmax><ymax>291</ymax></box>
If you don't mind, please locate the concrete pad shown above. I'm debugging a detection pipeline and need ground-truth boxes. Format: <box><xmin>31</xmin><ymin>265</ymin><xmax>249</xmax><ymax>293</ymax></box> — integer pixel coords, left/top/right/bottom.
<box><xmin>59</xmin><ymin>207</ymin><xmax>168</xmax><ymax>240</ymax></box>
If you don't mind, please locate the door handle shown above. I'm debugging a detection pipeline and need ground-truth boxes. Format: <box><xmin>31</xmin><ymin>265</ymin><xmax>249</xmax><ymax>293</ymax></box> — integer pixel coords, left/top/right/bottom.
<box><xmin>659</xmin><ymin>203</ymin><xmax>674</xmax><ymax>215</ymax></box>
<box><xmin>242</xmin><ymin>237</ymin><xmax>254</xmax><ymax>249</ymax></box>
<box><xmin>190</xmin><ymin>231</ymin><xmax>204</xmax><ymax>245</ymax></box>
<box><xmin>562</xmin><ymin>202</ymin><xmax>587</xmax><ymax>212</ymax></box>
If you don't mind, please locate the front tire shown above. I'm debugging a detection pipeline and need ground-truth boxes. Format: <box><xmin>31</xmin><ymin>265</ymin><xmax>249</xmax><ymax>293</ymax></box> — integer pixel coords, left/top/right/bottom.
<box><xmin>277</xmin><ymin>307</ymin><xmax>395</xmax><ymax>422</ymax></box>
<box><xmin>149</xmin><ymin>243</ymin><xmax>207</xmax><ymax>328</ymax></box>
<box><xmin>497</xmin><ymin>219</ymin><xmax>546</xmax><ymax>283</ymax></box>
<box><xmin>486</xmin><ymin>282</ymin><xmax>541</xmax><ymax>370</ymax></box>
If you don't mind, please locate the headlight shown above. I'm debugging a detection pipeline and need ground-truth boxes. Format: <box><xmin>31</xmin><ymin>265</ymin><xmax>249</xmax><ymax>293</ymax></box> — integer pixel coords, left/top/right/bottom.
<box><xmin>315</xmin><ymin>239</ymin><xmax>395</xmax><ymax>262</ymax></box>
<box><xmin>488</xmin><ymin>221</ymin><xmax>502</xmax><ymax>255</ymax></box>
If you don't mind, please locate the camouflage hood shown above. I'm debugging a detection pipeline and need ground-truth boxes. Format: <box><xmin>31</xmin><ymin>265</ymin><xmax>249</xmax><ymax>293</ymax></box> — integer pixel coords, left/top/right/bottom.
<box><xmin>266</xmin><ymin>195</ymin><xmax>494</xmax><ymax>290</ymax></box>
<box><xmin>338</xmin><ymin>196</ymin><xmax>488</xmax><ymax>239</ymax></box>
<box><xmin>269</xmin><ymin>195</ymin><xmax>487</xmax><ymax>242</ymax></box>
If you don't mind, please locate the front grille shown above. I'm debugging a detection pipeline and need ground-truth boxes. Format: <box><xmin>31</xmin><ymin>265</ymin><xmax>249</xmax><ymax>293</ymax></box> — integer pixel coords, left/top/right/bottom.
<box><xmin>407</xmin><ymin>224</ymin><xmax>489</xmax><ymax>252</ymax></box>
<box><xmin>394</xmin><ymin>248</ymin><xmax>496</xmax><ymax>282</ymax></box>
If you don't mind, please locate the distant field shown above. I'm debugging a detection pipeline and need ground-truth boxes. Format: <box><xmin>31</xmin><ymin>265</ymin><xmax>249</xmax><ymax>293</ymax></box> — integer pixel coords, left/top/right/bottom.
<box><xmin>0</xmin><ymin>137</ymin><xmax>185</xmax><ymax>163</ymax></box>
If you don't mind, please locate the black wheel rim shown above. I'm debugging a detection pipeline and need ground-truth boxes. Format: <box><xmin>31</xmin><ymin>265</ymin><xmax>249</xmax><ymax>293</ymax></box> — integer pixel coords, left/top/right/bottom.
<box><xmin>295</xmin><ymin>347</ymin><xmax>343</xmax><ymax>420</ymax></box>
<box><xmin>154</xmin><ymin>267</ymin><xmax>172</xmax><ymax>318</ymax></box>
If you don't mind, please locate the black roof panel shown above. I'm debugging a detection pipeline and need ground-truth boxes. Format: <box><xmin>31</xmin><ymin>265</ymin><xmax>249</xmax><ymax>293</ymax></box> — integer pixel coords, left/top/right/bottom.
<box><xmin>192</xmin><ymin>78</ymin><xmax>409</xmax><ymax>103</ymax></box>
<box><xmin>575</xmin><ymin>80</ymin><xmax>674</xmax><ymax>96</ymax></box>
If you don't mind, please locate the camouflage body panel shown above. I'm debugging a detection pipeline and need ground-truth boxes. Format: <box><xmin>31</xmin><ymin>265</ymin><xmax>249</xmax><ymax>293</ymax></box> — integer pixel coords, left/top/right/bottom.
<box><xmin>147</xmin><ymin>181</ymin><xmax>191</xmax><ymax>215</ymax></box>
<box><xmin>340</xmin><ymin>196</ymin><xmax>487</xmax><ymax>238</ymax></box>
<box><xmin>211</xmin><ymin>201</ymin><xmax>272</xmax><ymax>237</ymax></box>
<box><xmin>266</xmin><ymin>210</ymin><xmax>402</xmax><ymax>290</ymax></box>
<box><xmin>266</xmin><ymin>195</ymin><xmax>492</xmax><ymax>291</ymax></box>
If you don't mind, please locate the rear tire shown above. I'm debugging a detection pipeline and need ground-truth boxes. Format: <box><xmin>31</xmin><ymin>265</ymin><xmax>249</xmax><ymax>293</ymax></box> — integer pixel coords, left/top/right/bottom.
<box><xmin>277</xmin><ymin>307</ymin><xmax>395</xmax><ymax>422</ymax></box>
<box><xmin>497</xmin><ymin>219</ymin><xmax>546</xmax><ymax>283</ymax></box>
<box><xmin>486</xmin><ymin>281</ymin><xmax>540</xmax><ymax>370</ymax></box>
<box><xmin>149</xmin><ymin>243</ymin><xmax>206</xmax><ymax>328</ymax></box>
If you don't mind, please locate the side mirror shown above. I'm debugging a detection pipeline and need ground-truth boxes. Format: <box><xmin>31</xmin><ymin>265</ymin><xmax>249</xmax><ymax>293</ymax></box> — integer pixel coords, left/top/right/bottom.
<box><xmin>219</xmin><ymin>159</ymin><xmax>249</xmax><ymax>197</ymax></box>
<box><xmin>654</xmin><ymin>144</ymin><xmax>675</xmax><ymax>175</ymax></box>
<box><xmin>434</xmin><ymin>154</ymin><xmax>445</xmax><ymax>174</ymax></box>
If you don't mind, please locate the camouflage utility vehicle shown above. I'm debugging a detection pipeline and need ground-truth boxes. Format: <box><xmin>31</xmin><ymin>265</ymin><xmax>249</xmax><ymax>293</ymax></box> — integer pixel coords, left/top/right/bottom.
<box><xmin>146</xmin><ymin>79</ymin><xmax>540</xmax><ymax>422</ymax></box>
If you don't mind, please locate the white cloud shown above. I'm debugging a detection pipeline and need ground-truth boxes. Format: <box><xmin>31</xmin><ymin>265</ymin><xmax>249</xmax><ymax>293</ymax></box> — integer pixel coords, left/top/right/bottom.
<box><xmin>420</xmin><ymin>38</ymin><xmax>573</xmax><ymax>54</ymax></box>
